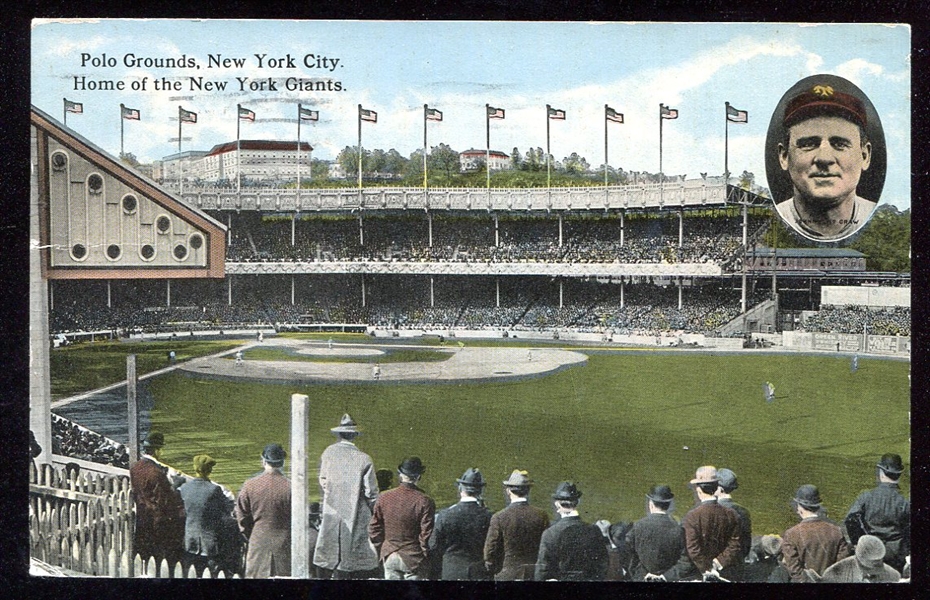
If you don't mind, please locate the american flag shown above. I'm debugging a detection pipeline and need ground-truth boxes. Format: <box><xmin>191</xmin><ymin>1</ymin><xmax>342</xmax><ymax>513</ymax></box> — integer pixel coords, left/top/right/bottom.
<box><xmin>121</xmin><ymin>105</ymin><xmax>140</xmax><ymax>120</ymax></box>
<box><xmin>179</xmin><ymin>107</ymin><xmax>197</xmax><ymax>124</ymax></box>
<box><xmin>239</xmin><ymin>106</ymin><xmax>256</xmax><ymax>121</ymax></box>
<box><xmin>64</xmin><ymin>99</ymin><xmax>83</xmax><ymax>114</ymax></box>
<box><xmin>606</xmin><ymin>106</ymin><xmax>624</xmax><ymax>124</ymax></box>
<box><xmin>299</xmin><ymin>106</ymin><xmax>319</xmax><ymax>121</ymax></box>
<box><xmin>547</xmin><ymin>106</ymin><xmax>566</xmax><ymax>120</ymax></box>
<box><xmin>425</xmin><ymin>107</ymin><xmax>443</xmax><ymax>122</ymax></box>
<box><xmin>660</xmin><ymin>105</ymin><xmax>678</xmax><ymax>120</ymax></box>
<box><xmin>487</xmin><ymin>105</ymin><xmax>505</xmax><ymax>119</ymax></box>
<box><xmin>726</xmin><ymin>104</ymin><xmax>748</xmax><ymax>123</ymax></box>
<box><xmin>359</xmin><ymin>106</ymin><xmax>378</xmax><ymax>123</ymax></box>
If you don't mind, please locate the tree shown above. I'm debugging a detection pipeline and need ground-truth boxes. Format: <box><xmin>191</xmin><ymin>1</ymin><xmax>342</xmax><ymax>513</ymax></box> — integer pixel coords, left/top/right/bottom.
<box><xmin>309</xmin><ymin>158</ymin><xmax>330</xmax><ymax>180</ymax></box>
<box><xmin>849</xmin><ymin>205</ymin><xmax>911</xmax><ymax>272</ymax></box>
<box><xmin>511</xmin><ymin>147</ymin><xmax>523</xmax><ymax>170</ymax></box>
<box><xmin>336</xmin><ymin>145</ymin><xmax>370</xmax><ymax>178</ymax></box>
<box><xmin>739</xmin><ymin>170</ymin><xmax>755</xmax><ymax>190</ymax></box>
<box><xmin>428</xmin><ymin>143</ymin><xmax>460</xmax><ymax>178</ymax></box>
<box><xmin>384</xmin><ymin>149</ymin><xmax>408</xmax><ymax>176</ymax></box>
<box><xmin>119</xmin><ymin>152</ymin><xmax>140</xmax><ymax>167</ymax></box>
<box><xmin>368</xmin><ymin>149</ymin><xmax>387</xmax><ymax>176</ymax></box>
<box><xmin>561</xmin><ymin>152</ymin><xmax>590</xmax><ymax>175</ymax></box>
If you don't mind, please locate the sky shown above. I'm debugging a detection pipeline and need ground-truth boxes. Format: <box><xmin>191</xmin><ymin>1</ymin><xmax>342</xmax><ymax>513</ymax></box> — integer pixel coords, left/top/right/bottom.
<box><xmin>31</xmin><ymin>20</ymin><xmax>911</xmax><ymax>209</ymax></box>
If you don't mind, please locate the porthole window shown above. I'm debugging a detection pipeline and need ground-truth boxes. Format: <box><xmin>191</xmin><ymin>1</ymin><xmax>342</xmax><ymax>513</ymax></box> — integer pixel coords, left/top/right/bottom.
<box><xmin>156</xmin><ymin>215</ymin><xmax>171</xmax><ymax>233</ymax></box>
<box><xmin>140</xmin><ymin>244</ymin><xmax>155</xmax><ymax>260</ymax></box>
<box><xmin>173</xmin><ymin>244</ymin><xmax>188</xmax><ymax>260</ymax></box>
<box><xmin>106</xmin><ymin>244</ymin><xmax>121</xmax><ymax>260</ymax></box>
<box><xmin>51</xmin><ymin>152</ymin><xmax>68</xmax><ymax>171</ymax></box>
<box><xmin>122</xmin><ymin>194</ymin><xmax>138</xmax><ymax>214</ymax></box>
<box><xmin>87</xmin><ymin>174</ymin><xmax>104</xmax><ymax>194</ymax></box>
<box><xmin>71</xmin><ymin>244</ymin><xmax>87</xmax><ymax>260</ymax></box>
<box><xmin>189</xmin><ymin>233</ymin><xmax>204</xmax><ymax>250</ymax></box>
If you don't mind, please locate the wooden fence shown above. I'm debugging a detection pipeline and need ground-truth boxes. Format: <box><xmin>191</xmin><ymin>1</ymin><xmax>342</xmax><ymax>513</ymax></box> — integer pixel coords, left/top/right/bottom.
<box><xmin>29</xmin><ymin>461</ymin><xmax>240</xmax><ymax>578</ymax></box>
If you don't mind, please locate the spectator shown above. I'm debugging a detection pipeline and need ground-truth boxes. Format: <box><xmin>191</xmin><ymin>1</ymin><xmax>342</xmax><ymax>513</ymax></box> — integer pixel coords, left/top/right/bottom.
<box><xmin>307</xmin><ymin>502</ymin><xmax>322</xmax><ymax>579</ymax></box>
<box><xmin>376</xmin><ymin>469</ymin><xmax>394</xmax><ymax>492</ymax></box>
<box><xmin>178</xmin><ymin>454</ymin><xmax>239</xmax><ymax>574</ymax></box>
<box><xmin>844</xmin><ymin>453</ymin><xmax>909</xmax><ymax>573</ymax></box>
<box><xmin>129</xmin><ymin>431</ymin><xmax>186</xmax><ymax>563</ymax></box>
<box><xmin>534</xmin><ymin>481</ymin><xmax>608</xmax><ymax>581</ymax></box>
<box><xmin>626</xmin><ymin>484</ymin><xmax>684</xmax><ymax>581</ymax></box>
<box><xmin>313</xmin><ymin>414</ymin><xmax>381</xmax><ymax>580</ymax></box>
<box><xmin>429</xmin><ymin>468</ymin><xmax>493</xmax><ymax>580</ymax></box>
<box><xmin>819</xmin><ymin>535</ymin><xmax>901</xmax><ymax>583</ymax></box>
<box><xmin>368</xmin><ymin>457</ymin><xmax>435</xmax><ymax>580</ymax></box>
<box><xmin>715</xmin><ymin>468</ymin><xmax>753</xmax><ymax>579</ymax></box>
<box><xmin>483</xmin><ymin>469</ymin><xmax>550</xmax><ymax>581</ymax></box>
<box><xmin>236</xmin><ymin>443</ymin><xmax>292</xmax><ymax>578</ymax></box>
<box><xmin>780</xmin><ymin>484</ymin><xmax>851</xmax><ymax>582</ymax></box>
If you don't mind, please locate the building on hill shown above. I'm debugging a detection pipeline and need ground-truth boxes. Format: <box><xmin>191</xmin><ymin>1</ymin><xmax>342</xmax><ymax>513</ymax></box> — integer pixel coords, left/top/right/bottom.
<box><xmin>460</xmin><ymin>149</ymin><xmax>510</xmax><ymax>173</ymax></box>
<box><xmin>200</xmin><ymin>140</ymin><xmax>314</xmax><ymax>184</ymax></box>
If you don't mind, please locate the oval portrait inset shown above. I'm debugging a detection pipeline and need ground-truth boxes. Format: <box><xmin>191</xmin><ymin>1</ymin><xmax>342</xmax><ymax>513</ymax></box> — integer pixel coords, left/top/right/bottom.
<box><xmin>765</xmin><ymin>74</ymin><xmax>886</xmax><ymax>243</ymax></box>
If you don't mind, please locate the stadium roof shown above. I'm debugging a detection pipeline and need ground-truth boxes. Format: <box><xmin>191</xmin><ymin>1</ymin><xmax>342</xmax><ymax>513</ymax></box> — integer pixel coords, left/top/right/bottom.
<box><xmin>749</xmin><ymin>247</ymin><xmax>865</xmax><ymax>258</ymax></box>
<box><xmin>206</xmin><ymin>140</ymin><xmax>313</xmax><ymax>156</ymax></box>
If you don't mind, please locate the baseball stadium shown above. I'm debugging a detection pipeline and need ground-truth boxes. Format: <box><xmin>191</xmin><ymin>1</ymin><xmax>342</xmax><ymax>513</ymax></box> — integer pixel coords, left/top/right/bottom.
<box><xmin>28</xmin><ymin>105</ymin><xmax>909</xmax><ymax>580</ymax></box>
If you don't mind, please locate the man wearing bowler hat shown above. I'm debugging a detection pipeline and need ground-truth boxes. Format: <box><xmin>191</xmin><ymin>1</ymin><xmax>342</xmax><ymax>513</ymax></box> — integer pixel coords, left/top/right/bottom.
<box><xmin>313</xmin><ymin>414</ymin><xmax>381</xmax><ymax>580</ymax></box>
<box><xmin>368</xmin><ymin>456</ymin><xmax>435</xmax><ymax>579</ymax></box>
<box><xmin>626</xmin><ymin>484</ymin><xmax>684</xmax><ymax>581</ymax></box>
<box><xmin>236</xmin><ymin>443</ymin><xmax>292</xmax><ymax>578</ymax></box>
<box><xmin>429</xmin><ymin>468</ymin><xmax>493</xmax><ymax>580</ymax></box>
<box><xmin>820</xmin><ymin>534</ymin><xmax>901</xmax><ymax>583</ymax></box>
<box><xmin>483</xmin><ymin>469</ymin><xmax>550</xmax><ymax>581</ymax></box>
<box><xmin>775</xmin><ymin>83</ymin><xmax>875</xmax><ymax>241</ymax></box>
<box><xmin>534</xmin><ymin>481</ymin><xmax>608</xmax><ymax>581</ymax></box>
<box><xmin>780</xmin><ymin>484</ymin><xmax>850</xmax><ymax>582</ymax></box>
<box><xmin>129</xmin><ymin>431</ymin><xmax>186</xmax><ymax>563</ymax></box>
<box><xmin>663</xmin><ymin>466</ymin><xmax>742</xmax><ymax>581</ymax></box>
<box><xmin>844</xmin><ymin>453</ymin><xmax>909</xmax><ymax>572</ymax></box>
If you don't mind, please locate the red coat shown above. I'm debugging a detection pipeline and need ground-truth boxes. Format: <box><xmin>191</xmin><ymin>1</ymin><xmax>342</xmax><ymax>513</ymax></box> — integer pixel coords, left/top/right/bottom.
<box><xmin>368</xmin><ymin>483</ymin><xmax>435</xmax><ymax>575</ymax></box>
<box><xmin>236</xmin><ymin>469</ymin><xmax>292</xmax><ymax>578</ymax></box>
<box><xmin>129</xmin><ymin>456</ymin><xmax>185</xmax><ymax>562</ymax></box>
<box><xmin>681</xmin><ymin>499</ymin><xmax>742</xmax><ymax>573</ymax></box>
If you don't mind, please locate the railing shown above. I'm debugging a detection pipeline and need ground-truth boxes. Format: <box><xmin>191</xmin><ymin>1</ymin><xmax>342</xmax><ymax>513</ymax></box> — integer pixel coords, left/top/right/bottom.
<box><xmin>28</xmin><ymin>462</ymin><xmax>240</xmax><ymax>578</ymax></box>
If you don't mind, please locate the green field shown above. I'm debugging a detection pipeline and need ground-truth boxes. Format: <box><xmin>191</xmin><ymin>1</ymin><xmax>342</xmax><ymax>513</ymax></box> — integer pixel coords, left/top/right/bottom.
<box><xmin>132</xmin><ymin>346</ymin><xmax>909</xmax><ymax>537</ymax></box>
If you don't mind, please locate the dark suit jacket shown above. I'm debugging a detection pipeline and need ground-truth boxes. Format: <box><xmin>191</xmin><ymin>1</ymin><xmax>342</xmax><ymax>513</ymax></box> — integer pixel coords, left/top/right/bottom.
<box><xmin>781</xmin><ymin>516</ymin><xmax>851</xmax><ymax>582</ymax></box>
<box><xmin>428</xmin><ymin>499</ymin><xmax>493</xmax><ymax>580</ymax></box>
<box><xmin>129</xmin><ymin>456</ymin><xmax>185</xmax><ymax>561</ymax></box>
<box><xmin>484</xmin><ymin>500</ymin><xmax>550</xmax><ymax>581</ymax></box>
<box><xmin>179</xmin><ymin>477</ymin><xmax>235</xmax><ymax>558</ymax></box>
<box><xmin>368</xmin><ymin>482</ymin><xmax>435</xmax><ymax>575</ymax></box>
<box><xmin>717</xmin><ymin>497</ymin><xmax>752</xmax><ymax>561</ymax></box>
<box><xmin>625</xmin><ymin>512</ymin><xmax>684</xmax><ymax>580</ymax></box>
<box><xmin>534</xmin><ymin>515</ymin><xmax>609</xmax><ymax>581</ymax></box>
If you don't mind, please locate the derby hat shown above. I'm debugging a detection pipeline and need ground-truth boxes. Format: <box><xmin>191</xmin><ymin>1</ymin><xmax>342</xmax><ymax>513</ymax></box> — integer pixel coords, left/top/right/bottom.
<box><xmin>783</xmin><ymin>84</ymin><xmax>868</xmax><ymax>130</ymax></box>
<box><xmin>792</xmin><ymin>484</ymin><xmax>822</xmax><ymax>510</ymax></box>
<box><xmin>456</xmin><ymin>467</ymin><xmax>486</xmax><ymax>488</ymax></box>
<box><xmin>689</xmin><ymin>465</ymin><xmax>718</xmax><ymax>486</ymax></box>
<box><xmin>142</xmin><ymin>431</ymin><xmax>165</xmax><ymax>449</ymax></box>
<box><xmin>552</xmin><ymin>481</ymin><xmax>582</xmax><ymax>502</ymax></box>
<box><xmin>193</xmin><ymin>454</ymin><xmax>216</xmax><ymax>473</ymax></box>
<box><xmin>398</xmin><ymin>456</ymin><xmax>426</xmax><ymax>477</ymax></box>
<box><xmin>262</xmin><ymin>443</ymin><xmax>287</xmax><ymax>465</ymax></box>
<box><xmin>717</xmin><ymin>468</ymin><xmax>738</xmax><ymax>491</ymax></box>
<box><xmin>502</xmin><ymin>469</ymin><xmax>533</xmax><ymax>487</ymax></box>
<box><xmin>331</xmin><ymin>413</ymin><xmax>360</xmax><ymax>434</ymax></box>
<box><xmin>855</xmin><ymin>535</ymin><xmax>887</xmax><ymax>570</ymax></box>
<box><xmin>877</xmin><ymin>453</ymin><xmax>904</xmax><ymax>475</ymax></box>
<box><xmin>646</xmin><ymin>484</ymin><xmax>675</xmax><ymax>503</ymax></box>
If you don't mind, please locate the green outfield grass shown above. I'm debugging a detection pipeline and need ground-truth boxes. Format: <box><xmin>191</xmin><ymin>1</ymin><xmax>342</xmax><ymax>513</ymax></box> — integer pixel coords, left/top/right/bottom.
<box><xmin>49</xmin><ymin>340</ymin><xmax>245</xmax><ymax>399</ymax></box>
<box><xmin>139</xmin><ymin>348</ymin><xmax>909</xmax><ymax>536</ymax></box>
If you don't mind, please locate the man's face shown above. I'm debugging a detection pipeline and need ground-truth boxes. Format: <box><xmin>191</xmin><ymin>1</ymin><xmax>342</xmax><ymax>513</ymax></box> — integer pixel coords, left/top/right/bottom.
<box><xmin>778</xmin><ymin>116</ymin><xmax>871</xmax><ymax>208</ymax></box>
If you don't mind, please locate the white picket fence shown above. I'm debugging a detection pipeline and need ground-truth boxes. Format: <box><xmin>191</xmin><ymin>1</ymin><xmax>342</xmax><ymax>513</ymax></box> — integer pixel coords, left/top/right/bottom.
<box><xmin>29</xmin><ymin>461</ymin><xmax>240</xmax><ymax>578</ymax></box>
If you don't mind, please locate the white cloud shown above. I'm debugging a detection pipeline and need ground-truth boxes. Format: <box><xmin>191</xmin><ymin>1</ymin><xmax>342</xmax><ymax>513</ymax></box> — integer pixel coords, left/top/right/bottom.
<box><xmin>834</xmin><ymin>58</ymin><xmax>884</xmax><ymax>85</ymax></box>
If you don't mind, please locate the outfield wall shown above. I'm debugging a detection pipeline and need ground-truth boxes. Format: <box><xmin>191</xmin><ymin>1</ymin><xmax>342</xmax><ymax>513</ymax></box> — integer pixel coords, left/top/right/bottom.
<box><xmin>782</xmin><ymin>331</ymin><xmax>910</xmax><ymax>354</ymax></box>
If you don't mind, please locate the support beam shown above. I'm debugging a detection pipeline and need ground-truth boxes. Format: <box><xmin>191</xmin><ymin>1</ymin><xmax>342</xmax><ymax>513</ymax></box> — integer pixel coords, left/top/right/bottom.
<box><xmin>228</xmin><ymin>276</ymin><xmax>232</xmax><ymax>306</ymax></box>
<box><xmin>127</xmin><ymin>355</ymin><xmax>138</xmax><ymax>465</ymax></box>
<box><xmin>678</xmin><ymin>278</ymin><xmax>683</xmax><ymax>310</ymax></box>
<box><xmin>494</xmin><ymin>214</ymin><xmax>499</xmax><ymax>247</ymax></box>
<box><xmin>358</xmin><ymin>214</ymin><xmax>364</xmax><ymax>246</ymax></box>
<box><xmin>167</xmin><ymin>279</ymin><xmax>172</xmax><ymax>308</ymax></box>
<box><xmin>291</xmin><ymin>214</ymin><xmax>296</xmax><ymax>247</ymax></box>
<box><xmin>558</xmin><ymin>214</ymin><xmax>563</xmax><ymax>248</ymax></box>
<box><xmin>428</xmin><ymin>212</ymin><xmax>433</xmax><ymax>248</ymax></box>
<box><xmin>559</xmin><ymin>279</ymin><xmax>564</xmax><ymax>309</ymax></box>
<box><xmin>620</xmin><ymin>210</ymin><xmax>625</xmax><ymax>247</ymax></box>
<box><xmin>678</xmin><ymin>209</ymin><xmax>683</xmax><ymax>248</ymax></box>
<box><xmin>290</xmin><ymin>393</ymin><xmax>310</xmax><ymax>578</ymax></box>
<box><xmin>495</xmin><ymin>277</ymin><xmax>500</xmax><ymax>308</ymax></box>
<box><xmin>291</xmin><ymin>275</ymin><xmax>296</xmax><ymax>306</ymax></box>
<box><xmin>620</xmin><ymin>279</ymin><xmax>625</xmax><ymax>309</ymax></box>
<box><xmin>361</xmin><ymin>274</ymin><xmax>366</xmax><ymax>307</ymax></box>
<box><xmin>430</xmin><ymin>276</ymin><xmax>435</xmax><ymax>308</ymax></box>
<box><xmin>107</xmin><ymin>280</ymin><xmax>112</xmax><ymax>308</ymax></box>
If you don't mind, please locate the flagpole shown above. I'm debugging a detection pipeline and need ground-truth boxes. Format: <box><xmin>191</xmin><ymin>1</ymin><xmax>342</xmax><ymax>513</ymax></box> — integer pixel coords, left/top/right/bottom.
<box><xmin>659</xmin><ymin>103</ymin><xmax>664</xmax><ymax>206</ymax></box>
<box><xmin>724</xmin><ymin>102</ymin><xmax>730</xmax><ymax>185</ymax></box>
<box><xmin>423</xmin><ymin>104</ymin><xmax>428</xmax><ymax>190</ymax></box>
<box><xmin>485</xmin><ymin>104</ymin><xmax>491</xmax><ymax>192</ymax></box>
<box><xmin>604</xmin><ymin>105</ymin><xmax>609</xmax><ymax>187</ymax></box>
<box><xmin>357</xmin><ymin>104</ymin><xmax>363</xmax><ymax>191</ymax></box>
<box><xmin>120</xmin><ymin>104</ymin><xmax>125</xmax><ymax>156</ymax></box>
<box><xmin>546</xmin><ymin>104</ymin><xmax>551</xmax><ymax>188</ymax></box>
<box><xmin>237</xmin><ymin>103</ymin><xmax>242</xmax><ymax>193</ymax></box>
<box><xmin>297</xmin><ymin>103</ymin><xmax>302</xmax><ymax>196</ymax></box>
<box><xmin>178</xmin><ymin>106</ymin><xmax>183</xmax><ymax>195</ymax></box>
<box><xmin>63</xmin><ymin>98</ymin><xmax>67</xmax><ymax>126</ymax></box>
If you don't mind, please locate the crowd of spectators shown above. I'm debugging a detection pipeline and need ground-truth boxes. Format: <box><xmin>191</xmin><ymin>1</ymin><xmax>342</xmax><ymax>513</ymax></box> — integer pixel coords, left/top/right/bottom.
<box><xmin>801</xmin><ymin>305</ymin><xmax>911</xmax><ymax>337</ymax></box>
<box><xmin>50</xmin><ymin>414</ymin><xmax>130</xmax><ymax>468</ymax></box>
<box><xmin>220</xmin><ymin>213</ymin><xmax>767</xmax><ymax>267</ymax></box>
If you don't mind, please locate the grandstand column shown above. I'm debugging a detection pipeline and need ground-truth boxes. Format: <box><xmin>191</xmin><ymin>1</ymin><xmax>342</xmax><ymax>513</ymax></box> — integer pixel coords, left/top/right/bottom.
<box><xmin>228</xmin><ymin>213</ymin><xmax>232</xmax><ymax>247</ymax></box>
<box><xmin>678</xmin><ymin>277</ymin><xmax>683</xmax><ymax>310</ymax></box>
<box><xmin>30</xmin><ymin>126</ymin><xmax>52</xmax><ymax>464</ymax></box>
<box><xmin>166</xmin><ymin>279</ymin><xmax>172</xmax><ymax>308</ymax></box>
<box><xmin>558</xmin><ymin>214</ymin><xmax>563</xmax><ymax>247</ymax></box>
<box><xmin>49</xmin><ymin>280</ymin><xmax>53</xmax><ymax>311</ymax></box>
<box><xmin>430</xmin><ymin>276</ymin><xmax>435</xmax><ymax>307</ymax></box>
<box><xmin>107</xmin><ymin>280</ymin><xmax>112</xmax><ymax>308</ymax></box>
<box><xmin>228</xmin><ymin>276</ymin><xmax>232</xmax><ymax>306</ymax></box>
<box><xmin>358</xmin><ymin>214</ymin><xmax>364</xmax><ymax>246</ymax></box>
<box><xmin>290</xmin><ymin>393</ymin><xmax>310</xmax><ymax>578</ymax></box>
<box><xmin>361</xmin><ymin>273</ymin><xmax>366</xmax><ymax>307</ymax></box>
<box><xmin>496</xmin><ymin>277</ymin><xmax>500</xmax><ymax>308</ymax></box>
<box><xmin>741</xmin><ymin>204</ymin><xmax>748</xmax><ymax>313</ymax></box>
<box><xmin>292</xmin><ymin>214</ymin><xmax>296</xmax><ymax>246</ymax></box>
<box><xmin>559</xmin><ymin>279</ymin><xmax>564</xmax><ymax>309</ymax></box>
<box><xmin>291</xmin><ymin>275</ymin><xmax>295</xmax><ymax>305</ymax></box>
<box><xmin>428</xmin><ymin>212</ymin><xmax>433</xmax><ymax>247</ymax></box>
<box><xmin>127</xmin><ymin>355</ymin><xmax>138</xmax><ymax>464</ymax></box>
<box><xmin>620</xmin><ymin>210</ymin><xmax>625</xmax><ymax>247</ymax></box>
<box><xmin>620</xmin><ymin>278</ymin><xmax>625</xmax><ymax>308</ymax></box>
<box><xmin>678</xmin><ymin>209</ymin><xmax>683</xmax><ymax>248</ymax></box>
<box><xmin>494</xmin><ymin>214</ymin><xmax>499</xmax><ymax>247</ymax></box>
